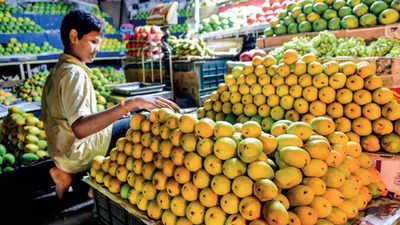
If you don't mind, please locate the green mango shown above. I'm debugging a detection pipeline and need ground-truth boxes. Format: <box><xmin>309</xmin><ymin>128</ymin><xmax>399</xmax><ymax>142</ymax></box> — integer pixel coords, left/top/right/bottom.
<box><xmin>25</xmin><ymin>143</ymin><xmax>39</xmax><ymax>153</ymax></box>
<box><xmin>25</xmin><ymin>134</ymin><xmax>39</xmax><ymax>144</ymax></box>
<box><xmin>24</xmin><ymin>126</ymin><xmax>41</xmax><ymax>135</ymax></box>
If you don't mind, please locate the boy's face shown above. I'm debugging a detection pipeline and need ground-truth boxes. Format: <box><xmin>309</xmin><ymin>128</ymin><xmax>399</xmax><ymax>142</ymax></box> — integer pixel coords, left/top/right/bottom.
<box><xmin>70</xmin><ymin>30</ymin><xmax>102</xmax><ymax>63</ymax></box>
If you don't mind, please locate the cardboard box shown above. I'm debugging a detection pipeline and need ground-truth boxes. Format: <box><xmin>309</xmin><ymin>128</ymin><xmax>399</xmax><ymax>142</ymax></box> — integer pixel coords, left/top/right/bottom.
<box><xmin>256</xmin><ymin>23</ymin><xmax>400</xmax><ymax>49</ymax></box>
<box><xmin>368</xmin><ymin>153</ymin><xmax>400</xmax><ymax>199</ymax></box>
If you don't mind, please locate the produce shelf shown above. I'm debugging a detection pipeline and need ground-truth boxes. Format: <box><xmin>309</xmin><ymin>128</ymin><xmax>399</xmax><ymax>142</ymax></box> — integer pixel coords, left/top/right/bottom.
<box><xmin>11</xmin><ymin>13</ymin><xmax>114</xmax><ymax>31</ymax></box>
<box><xmin>84</xmin><ymin>176</ymin><xmax>159</xmax><ymax>225</ymax></box>
<box><xmin>194</xmin><ymin>23</ymin><xmax>266</xmax><ymax>41</ymax></box>
<box><xmin>257</xmin><ymin>23</ymin><xmax>400</xmax><ymax>49</ymax></box>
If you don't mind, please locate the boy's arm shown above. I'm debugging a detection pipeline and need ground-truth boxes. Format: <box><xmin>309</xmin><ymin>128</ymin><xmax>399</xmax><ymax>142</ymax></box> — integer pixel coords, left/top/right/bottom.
<box><xmin>71</xmin><ymin>96</ymin><xmax>180</xmax><ymax>139</ymax></box>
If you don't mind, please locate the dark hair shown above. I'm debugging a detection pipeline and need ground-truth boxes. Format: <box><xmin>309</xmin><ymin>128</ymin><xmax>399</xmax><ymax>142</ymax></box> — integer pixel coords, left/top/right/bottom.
<box><xmin>60</xmin><ymin>9</ymin><xmax>104</xmax><ymax>48</ymax></box>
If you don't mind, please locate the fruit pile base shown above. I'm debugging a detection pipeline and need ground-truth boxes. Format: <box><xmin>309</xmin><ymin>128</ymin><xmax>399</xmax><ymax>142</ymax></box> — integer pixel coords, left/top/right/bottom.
<box><xmin>84</xmin><ymin>176</ymin><xmax>158</xmax><ymax>225</ymax></box>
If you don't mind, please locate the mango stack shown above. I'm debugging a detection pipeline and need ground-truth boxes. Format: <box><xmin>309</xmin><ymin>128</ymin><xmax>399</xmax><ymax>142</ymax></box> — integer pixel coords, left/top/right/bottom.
<box><xmin>89</xmin><ymin>67</ymin><xmax>118</xmax><ymax>112</ymax></box>
<box><xmin>90</xmin><ymin>108</ymin><xmax>387</xmax><ymax>225</ymax></box>
<box><xmin>0</xmin><ymin>106</ymin><xmax>48</xmax><ymax>163</ymax></box>
<box><xmin>197</xmin><ymin>50</ymin><xmax>400</xmax><ymax>153</ymax></box>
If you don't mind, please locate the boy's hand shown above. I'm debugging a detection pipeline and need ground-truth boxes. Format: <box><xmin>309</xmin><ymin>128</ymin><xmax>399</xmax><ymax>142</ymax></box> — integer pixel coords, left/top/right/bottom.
<box><xmin>124</xmin><ymin>96</ymin><xmax>181</xmax><ymax>113</ymax></box>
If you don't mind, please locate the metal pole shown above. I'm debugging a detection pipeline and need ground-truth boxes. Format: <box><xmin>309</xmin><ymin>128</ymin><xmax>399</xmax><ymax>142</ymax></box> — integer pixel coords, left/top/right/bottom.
<box><xmin>194</xmin><ymin>0</ymin><xmax>200</xmax><ymax>32</ymax></box>
<box><xmin>19</xmin><ymin>63</ymin><xmax>25</xmax><ymax>80</ymax></box>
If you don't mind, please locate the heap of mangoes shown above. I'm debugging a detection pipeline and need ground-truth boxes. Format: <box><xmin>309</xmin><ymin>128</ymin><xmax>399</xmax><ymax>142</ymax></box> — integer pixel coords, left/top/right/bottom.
<box><xmin>198</xmin><ymin>49</ymin><xmax>400</xmax><ymax>153</ymax></box>
<box><xmin>13</xmin><ymin>71</ymin><xmax>49</xmax><ymax>102</ymax></box>
<box><xmin>0</xmin><ymin>89</ymin><xmax>17</xmax><ymax>106</ymax></box>
<box><xmin>264</xmin><ymin>0</ymin><xmax>400</xmax><ymax>36</ymax></box>
<box><xmin>0</xmin><ymin>106</ymin><xmax>48</xmax><ymax>166</ymax></box>
<box><xmin>167</xmin><ymin>36</ymin><xmax>214</xmax><ymax>58</ymax></box>
<box><xmin>90</xmin><ymin>108</ymin><xmax>387</xmax><ymax>225</ymax></box>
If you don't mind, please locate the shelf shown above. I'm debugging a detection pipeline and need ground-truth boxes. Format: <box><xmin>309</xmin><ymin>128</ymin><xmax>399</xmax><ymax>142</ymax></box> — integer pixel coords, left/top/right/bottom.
<box><xmin>194</xmin><ymin>23</ymin><xmax>266</xmax><ymax>41</ymax></box>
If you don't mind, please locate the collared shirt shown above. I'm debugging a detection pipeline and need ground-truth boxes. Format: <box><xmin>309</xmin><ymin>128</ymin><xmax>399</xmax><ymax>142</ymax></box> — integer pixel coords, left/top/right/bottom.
<box><xmin>42</xmin><ymin>54</ymin><xmax>112</xmax><ymax>173</ymax></box>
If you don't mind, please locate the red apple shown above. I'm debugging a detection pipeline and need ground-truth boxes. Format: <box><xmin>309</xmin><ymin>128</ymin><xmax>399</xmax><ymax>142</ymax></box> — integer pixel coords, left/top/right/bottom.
<box><xmin>140</xmin><ymin>33</ymin><xmax>148</xmax><ymax>40</ymax></box>
<box><xmin>266</xmin><ymin>15</ymin><xmax>275</xmax><ymax>22</ymax></box>
<box><xmin>258</xmin><ymin>17</ymin><xmax>266</xmax><ymax>23</ymax></box>
<box><xmin>150</xmin><ymin>25</ymin><xmax>162</xmax><ymax>34</ymax></box>
<box><xmin>134</xmin><ymin>26</ymin><xmax>141</xmax><ymax>34</ymax></box>
<box><xmin>147</xmin><ymin>33</ymin><xmax>155</xmax><ymax>41</ymax></box>
<box><xmin>143</xmin><ymin>26</ymin><xmax>151</xmax><ymax>34</ymax></box>
<box><xmin>154</xmin><ymin>33</ymin><xmax>163</xmax><ymax>42</ymax></box>
<box><xmin>262</xmin><ymin>6</ymin><xmax>270</xmax><ymax>12</ymax></box>
<box><xmin>144</xmin><ymin>50</ymin><xmax>152</xmax><ymax>57</ymax></box>
<box><xmin>271</xmin><ymin>2</ymin><xmax>281</xmax><ymax>10</ymax></box>
<box><xmin>247</xmin><ymin>16</ymin><xmax>256</xmax><ymax>25</ymax></box>
<box><xmin>265</xmin><ymin>10</ymin><xmax>275</xmax><ymax>16</ymax></box>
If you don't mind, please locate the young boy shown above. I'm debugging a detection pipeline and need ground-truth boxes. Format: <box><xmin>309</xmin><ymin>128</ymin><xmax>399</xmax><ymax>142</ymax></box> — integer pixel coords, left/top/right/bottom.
<box><xmin>42</xmin><ymin>10</ymin><xmax>180</xmax><ymax>199</ymax></box>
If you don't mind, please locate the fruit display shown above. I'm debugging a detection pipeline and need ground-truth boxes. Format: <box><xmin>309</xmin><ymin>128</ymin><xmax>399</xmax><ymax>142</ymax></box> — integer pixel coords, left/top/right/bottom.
<box><xmin>198</xmin><ymin>13</ymin><xmax>244</xmax><ymax>34</ymax></box>
<box><xmin>269</xmin><ymin>31</ymin><xmax>400</xmax><ymax>60</ymax></box>
<box><xmin>0</xmin><ymin>4</ymin><xmax>22</xmax><ymax>14</ymax></box>
<box><xmin>13</xmin><ymin>71</ymin><xmax>49</xmax><ymax>102</ymax></box>
<box><xmin>22</xmin><ymin>1</ymin><xmax>73</xmax><ymax>15</ymax></box>
<box><xmin>0</xmin><ymin>38</ymin><xmax>62</xmax><ymax>56</ymax></box>
<box><xmin>0</xmin><ymin>12</ymin><xmax>44</xmax><ymax>33</ymax></box>
<box><xmin>134</xmin><ymin>11</ymin><xmax>150</xmax><ymax>20</ymax></box>
<box><xmin>198</xmin><ymin>0</ymin><xmax>293</xmax><ymax>34</ymax></box>
<box><xmin>197</xmin><ymin>49</ymin><xmax>400</xmax><ymax>153</ymax></box>
<box><xmin>0</xmin><ymin>144</ymin><xmax>17</xmax><ymax>174</ymax></box>
<box><xmin>168</xmin><ymin>23</ymin><xmax>189</xmax><ymax>34</ymax></box>
<box><xmin>264</xmin><ymin>0</ymin><xmax>400</xmax><ymax>37</ymax></box>
<box><xmin>167</xmin><ymin>36</ymin><xmax>214</xmax><ymax>58</ymax></box>
<box><xmin>90</xmin><ymin>67</ymin><xmax>122</xmax><ymax>111</ymax></box>
<box><xmin>100</xmin><ymin>38</ymin><xmax>127</xmax><ymax>52</ymax></box>
<box><xmin>127</xmin><ymin>25</ymin><xmax>165</xmax><ymax>57</ymax></box>
<box><xmin>97</xmin><ymin>16</ymin><xmax>118</xmax><ymax>34</ymax></box>
<box><xmin>178</xmin><ymin>9</ymin><xmax>191</xmax><ymax>18</ymax></box>
<box><xmin>94</xmin><ymin>66</ymin><xmax>126</xmax><ymax>84</ymax></box>
<box><xmin>90</xmin><ymin>108</ymin><xmax>387</xmax><ymax>225</ymax></box>
<box><xmin>0</xmin><ymin>106</ymin><xmax>48</xmax><ymax>164</ymax></box>
<box><xmin>0</xmin><ymin>89</ymin><xmax>18</xmax><ymax>106</ymax></box>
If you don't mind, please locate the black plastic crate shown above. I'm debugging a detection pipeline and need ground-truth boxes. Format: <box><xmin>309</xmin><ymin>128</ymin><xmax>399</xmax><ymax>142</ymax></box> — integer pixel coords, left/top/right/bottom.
<box><xmin>93</xmin><ymin>187</ymin><xmax>151</xmax><ymax>225</ymax></box>
<box><xmin>172</xmin><ymin>57</ymin><xmax>234</xmax><ymax>107</ymax></box>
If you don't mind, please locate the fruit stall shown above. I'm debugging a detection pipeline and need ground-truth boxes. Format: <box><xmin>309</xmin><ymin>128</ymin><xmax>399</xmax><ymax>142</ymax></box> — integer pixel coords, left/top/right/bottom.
<box><xmin>0</xmin><ymin>0</ymin><xmax>400</xmax><ymax>224</ymax></box>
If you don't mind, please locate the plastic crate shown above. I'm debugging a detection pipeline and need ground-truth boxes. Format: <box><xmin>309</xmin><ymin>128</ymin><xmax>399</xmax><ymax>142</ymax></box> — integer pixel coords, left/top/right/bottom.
<box><xmin>172</xmin><ymin>57</ymin><xmax>233</xmax><ymax>107</ymax></box>
<box><xmin>93</xmin><ymin>188</ymin><xmax>148</xmax><ymax>225</ymax></box>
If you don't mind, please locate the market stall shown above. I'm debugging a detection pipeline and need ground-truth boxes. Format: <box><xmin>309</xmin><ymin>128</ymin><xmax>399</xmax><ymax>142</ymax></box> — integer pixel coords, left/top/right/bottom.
<box><xmin>0</xmin><ymin>0</ymin><xmax>400</xmax><ymax>224</ymax></box>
